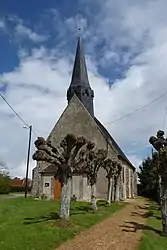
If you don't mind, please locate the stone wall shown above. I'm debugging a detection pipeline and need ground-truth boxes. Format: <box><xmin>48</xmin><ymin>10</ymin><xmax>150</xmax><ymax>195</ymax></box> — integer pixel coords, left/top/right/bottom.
<box><xmin>96</xmin><ymin>167</ymin><xmax>108</xmax><ymax>199</ymax></box>
<box><xmin>31</xmin><ymin>166</ymin><xmax>39</xmax><ymax>197</ymax></box>
<box><xmin>125</xmin><ymin>166</ymin><xmax>129</xmax><ymax>198</ymax></box>
<box><xmin>121</xmin><ymin>164</ymin><xmax>136</xmax><ymax>199</ymax></box>
<box><xmin>132</xmin><ymin>171</ymin><xmax>138</xmax><ymax>197</ymax></box>
<box><xmin>41</xmin><ymin>174</ymin><xmax>54</xmax><ymax>200</ymax></box>
<box><xmin>72</xmin><ymin>174</ymin><xmax>91</xmax><ymax>201</ymax></box>
<box><xmin>128</xmin><ymin>168</ymin><xmax>131</xmax><ymax>198</ymax></box>
<box><xmin>72</xmin><ymin>175</ymin><xmax>82</xmax><ymax>200</ymax></box>
<box><xmin>82</xmin><ymin>175</ymin><xmax>91</xmax><ymax>200</ymax></box>
<box><xmin>31</xmin><ymin>161</ymin><xmax>50</xmax><ymax>197</ymax></box>
<box><xmin>119</xmin><ymin>170</ymin><xmax>124</xmax><ymax>201</ymax></box>
<box><xmin>122</xmin><ymin>165</ymin><xmax>127</xmax><ymax>199</ymax></box>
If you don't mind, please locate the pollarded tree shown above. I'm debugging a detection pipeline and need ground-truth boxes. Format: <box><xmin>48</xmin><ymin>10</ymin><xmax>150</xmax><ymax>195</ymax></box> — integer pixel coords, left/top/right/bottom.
<box><xmin>102</xmin><ymin>158</ymin><xmax>117</xmax><ymax>205</ymax></box>
<box><xmin>32</xmin><ymin>134</ymin><xmax>87</xmax><ymax>221</ymax></box>
<box><xmin>81</xmin><ymin>145</ymin><xmax>108</xmax><ymax>211</ymax></box>
<box><xmin>105</xmin><ymin>160</ymin><xmax>122</xmax><ymax>202</ymax></box>
<box><xmin>149</xmin><ymin>130</ymin><xmax>167</xmax><ymax>236</ymax></box>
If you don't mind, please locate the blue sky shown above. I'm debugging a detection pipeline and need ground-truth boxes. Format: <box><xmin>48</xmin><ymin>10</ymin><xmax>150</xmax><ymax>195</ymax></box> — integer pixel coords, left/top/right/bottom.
<box><xmin>0</xmin><ymin>0</ymin><xmax>127</xmax><ymax>79</ymax></box>
<box><xmin>0</xmin><ymin>0</ymin><xmax>167</xmax><ymax>177</ymax></box>
<box><xmin>0</xmin><ymin>1</ymin><xmax>73</xmax><ymax>71</ymax></box>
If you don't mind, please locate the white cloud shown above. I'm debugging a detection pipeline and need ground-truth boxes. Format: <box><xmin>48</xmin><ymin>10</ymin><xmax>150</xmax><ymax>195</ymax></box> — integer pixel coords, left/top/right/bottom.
<box><xmin>0</xmin><ymin>47</ymin><xmax>71</xmax><ymax>178</ymax></box>
<box><xmin>0</xmin><ymin>19</ymin><xmax>5</xmax><ymax>29</ymax></box>
<box><xmin>1</xmin><ymin>1</ymin><xmax>167</xmax><ymax>178</ymax></box>
<box><xmin>15</xmin><ymin>23</ymin><xmax>47</xmax><ymax>42</ymax></box>
<box><xmin>0</xmin><ymin>15</ymin><xmax>47</xmax><ymax>43</ymax></box>
<box><xmin>83</xmin><ymin>0</ymin><xmax>167</xmax><ymax>152</ymax></box>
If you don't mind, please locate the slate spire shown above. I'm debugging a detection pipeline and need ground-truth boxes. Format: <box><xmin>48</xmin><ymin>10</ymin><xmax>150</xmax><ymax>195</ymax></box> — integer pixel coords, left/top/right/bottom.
<box><xmin>67</xmin><ymin>37</ymin><xmax>94</xmax><ymax>116</ymax></box>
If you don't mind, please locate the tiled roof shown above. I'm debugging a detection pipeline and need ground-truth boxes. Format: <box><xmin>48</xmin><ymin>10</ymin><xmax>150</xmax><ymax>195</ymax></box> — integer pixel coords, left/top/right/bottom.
<box><xmin>94</xmin><ymin>117</ymin><xmax>135</xmax><ymax>170</ymax></box>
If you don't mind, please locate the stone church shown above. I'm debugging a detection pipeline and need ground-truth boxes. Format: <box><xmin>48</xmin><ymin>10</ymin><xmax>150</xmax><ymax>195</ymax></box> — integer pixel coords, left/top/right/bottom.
<box><xmin>31</xmin><ymin>37</ymin><xmax>137</xmax><ymax>201</ymax></box>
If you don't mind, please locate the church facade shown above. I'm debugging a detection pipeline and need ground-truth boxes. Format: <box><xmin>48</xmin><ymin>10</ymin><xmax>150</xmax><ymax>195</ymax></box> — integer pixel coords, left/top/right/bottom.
<box><xmin>31</xmin><ymin>37</ymin><xmax>137</xmax><ymax>201</ymax></box>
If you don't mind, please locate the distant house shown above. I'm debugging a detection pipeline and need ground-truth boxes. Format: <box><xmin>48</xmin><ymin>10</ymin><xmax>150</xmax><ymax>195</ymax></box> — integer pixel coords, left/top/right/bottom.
<box><xmin>11</xmin><ymin>177</ymin><xmax>32</xmax><ymax>188</ymax></box>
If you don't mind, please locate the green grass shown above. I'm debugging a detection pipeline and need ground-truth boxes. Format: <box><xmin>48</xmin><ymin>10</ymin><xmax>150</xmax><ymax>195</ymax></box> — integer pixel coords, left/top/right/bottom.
<box><xmin>0</xmin><ymin>193</ymin><xmax>11</xmax><ymax>196</ymax></box>
<box><xmin>0</xmin><ymin>192</ymin><xmax>25</xmax><ymax>196</ymax></box>
<box><xmin>0</xmin><ymin>198</ymin><xmax>125</xmax><ymax>250</ymax></box>
<box><xmin>139</xmin><ymin>202</ymin><xmax>167</xmax><ymax>250</ymax></box>
<box><xmin>0</xmin><ymin>193</ymin><xmax>21</xmax><ymax>198</ymax></box>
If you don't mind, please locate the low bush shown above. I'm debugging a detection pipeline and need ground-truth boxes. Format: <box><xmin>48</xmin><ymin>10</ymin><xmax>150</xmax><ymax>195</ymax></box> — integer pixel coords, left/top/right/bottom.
<box><xmin>10</xmin><ymin>186</ymin><xmax>31</xmax><ymax>193</ymax></box>
<box><xmin>0</xmin><ymin>173</ymin><xmax>10</xmax><ymax>194</ymax></box>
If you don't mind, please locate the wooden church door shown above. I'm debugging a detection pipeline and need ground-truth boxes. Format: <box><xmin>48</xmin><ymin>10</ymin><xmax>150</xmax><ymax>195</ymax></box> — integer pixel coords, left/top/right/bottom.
<box><xmin>54</xmin><ymin>179</ymin><xmax>61</xmax><ymax>200</ymax></box>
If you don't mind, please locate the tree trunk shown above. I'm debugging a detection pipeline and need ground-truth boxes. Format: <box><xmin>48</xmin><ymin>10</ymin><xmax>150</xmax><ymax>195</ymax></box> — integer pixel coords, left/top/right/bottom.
<box><xmin>107</xmin><ymin>178</ymin><xmax>112</xmax><ymax>205</ymax></box>
<box><xmin>90</xmin><ymin>184</ymin><xmax>97</xmax><ymax>211</ymax></box>
<box><xmin>59</xmin><ymin>177</ymin><xmax>72</xmax><ymax>221</ymax></box>
<box><xmin>158</xmin><ymin>175</ymin><xmax>162</xmax><ymax>205</ymax></box>
<box><xmin>160</xmin><ymin>175</ymin><xmax>167</xmax><ymax>236</ymax></box>
<box><xmin>115</xmin><ymin>177</ymin><xmax>120</xmax><ymax>202</ymax></box>
<box><xmin>111</xmin><ymin>178</ymin><xmax>115</xmax><ymax>202</ymax></box>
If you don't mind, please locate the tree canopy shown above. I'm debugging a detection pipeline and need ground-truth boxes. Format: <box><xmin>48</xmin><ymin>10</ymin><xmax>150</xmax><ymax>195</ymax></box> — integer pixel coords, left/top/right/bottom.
<box><xmin>138</xmin><ymin>155</ymin><xmax>159</xmax><ymax>200</ymax></box>
<box><xmin>0</xmin><ymin>171</ymin><xmax>11</xmax><ymax>194</ymax></box>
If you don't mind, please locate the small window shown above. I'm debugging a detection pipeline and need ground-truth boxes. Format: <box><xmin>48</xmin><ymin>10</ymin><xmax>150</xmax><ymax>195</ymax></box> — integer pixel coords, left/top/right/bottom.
<box><xmin>45</xmin><ymin>183</ymin><xmax>49</xmax><ymax>187</ymax></box>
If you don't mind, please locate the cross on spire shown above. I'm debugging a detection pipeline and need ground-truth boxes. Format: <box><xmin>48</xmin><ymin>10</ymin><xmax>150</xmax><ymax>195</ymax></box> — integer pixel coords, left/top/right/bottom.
<box><xmin>76</xmin><ymin>12</ymin><xmax>83</xmax><ymax>38</ymax></box>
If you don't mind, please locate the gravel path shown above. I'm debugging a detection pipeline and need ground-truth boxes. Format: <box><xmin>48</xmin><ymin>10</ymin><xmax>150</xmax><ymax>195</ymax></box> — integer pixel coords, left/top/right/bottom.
<box><xmin>56</xmin><ymin>198</ymin><xmax>149</xmax><ymax>250</ymax></box>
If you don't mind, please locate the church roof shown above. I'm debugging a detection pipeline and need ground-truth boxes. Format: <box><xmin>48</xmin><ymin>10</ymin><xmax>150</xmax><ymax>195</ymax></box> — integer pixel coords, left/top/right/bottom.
<box><xmin>41</xmin><ymin>164</ymin><xmax>57</xmax><ymax>174</ymax></box>
<box><xmin>94</xmin><ymin>117</ymin><xmax>135</xmax><ymax>170</ymax></box>
<box><xmin>70</xmin><ymin>36</ymin><xmax>91</xmax><ymax>88</ymax></box>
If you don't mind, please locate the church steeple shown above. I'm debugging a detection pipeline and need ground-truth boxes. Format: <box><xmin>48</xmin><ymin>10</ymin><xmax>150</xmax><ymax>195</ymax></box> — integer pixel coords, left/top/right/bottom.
<box><xmin>67</xmin><ymin>37</ymin><xmax>94</xmax><ymax>116</ymax></box>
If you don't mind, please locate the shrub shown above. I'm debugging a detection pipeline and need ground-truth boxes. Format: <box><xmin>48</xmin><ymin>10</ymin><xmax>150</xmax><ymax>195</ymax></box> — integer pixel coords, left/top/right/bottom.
<box><xmin>10</xmin><ymin>186</ymin><xmax>31</xmax><ymax>193</ymax></box>
<box><xmin>0</xmin><ymin>172</ymin><xmax>11</xmax><ymax>194</ymax></box>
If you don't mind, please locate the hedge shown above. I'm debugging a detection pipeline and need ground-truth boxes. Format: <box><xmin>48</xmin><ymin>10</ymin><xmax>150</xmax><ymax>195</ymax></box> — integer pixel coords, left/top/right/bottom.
<box><xmin>10</xmin><ymin>186</ymin><xmax>31</xmax><ymax>193</ymax></box>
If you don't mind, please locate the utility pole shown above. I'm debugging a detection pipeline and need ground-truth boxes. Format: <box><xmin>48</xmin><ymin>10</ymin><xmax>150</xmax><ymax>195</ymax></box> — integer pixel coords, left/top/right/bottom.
<box><xmin>25</xmin><ymin>125</ymin><xmax>32</xmax><ymax>198</ymax></box>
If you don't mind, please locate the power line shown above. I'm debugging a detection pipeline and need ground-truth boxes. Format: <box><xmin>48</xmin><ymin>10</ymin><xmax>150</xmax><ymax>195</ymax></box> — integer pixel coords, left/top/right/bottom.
<box><xmin>0</xmin><ymin>93</ymin><xmax>38</xmax><ymax>137</ymax></box>
<box><xmin>105</xmin><ymin>90</ymin><xmax>167</xmax><ymax>126</ymax></box>
<box><xmin>0</xmin><ymin>93</ymin><xmax>29</xmax><ymax>127</ymax></box>
<box><xmin>2</xmin><ymin>86</ymin><xmax>167</xmax><ymax>137</ymax></box>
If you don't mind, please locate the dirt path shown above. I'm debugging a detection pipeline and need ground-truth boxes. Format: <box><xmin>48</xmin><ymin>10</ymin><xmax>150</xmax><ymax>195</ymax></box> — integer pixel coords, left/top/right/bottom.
<box><xmin>56</xmin><ymin>198</ymin><xmax>149</xmax><ymax>250</ymax></box>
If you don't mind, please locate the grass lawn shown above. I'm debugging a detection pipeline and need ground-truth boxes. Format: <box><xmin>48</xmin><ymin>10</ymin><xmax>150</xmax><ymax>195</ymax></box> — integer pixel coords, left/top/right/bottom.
<box><xmin>139</xmin><ymin>202</ymin><xmax>167</xmax><ymax>250</ymax></box>
<box><xmin>0</xmin><ymin>193</ymin><xmax>23</xmax><ymax>198</ymax></box>
<box><xmin>0</xmin><ymin>192</ymin><xmax>26</xmax><ymax>196</ymax></box>
<box><xmin>0</xmin><ymin>198</ymin><xmax>125</xmax><ymax>250</ymax></box>
<box><xmin>0</xmin><ymin>193</ymin><xmax>11</xmax><ymax>196</ymax></box>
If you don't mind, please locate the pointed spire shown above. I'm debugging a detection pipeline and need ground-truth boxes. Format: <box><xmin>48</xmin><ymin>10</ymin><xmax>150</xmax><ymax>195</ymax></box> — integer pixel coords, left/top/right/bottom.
<box><xmin>70</xmin><ymin>37</ymin><xmax>90</xmax><ymax>88</ymax></box>
<box><xmin>67</xmin><ymin>37</ymin><xmax>94</xmax><ymax>117</ymax></box>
